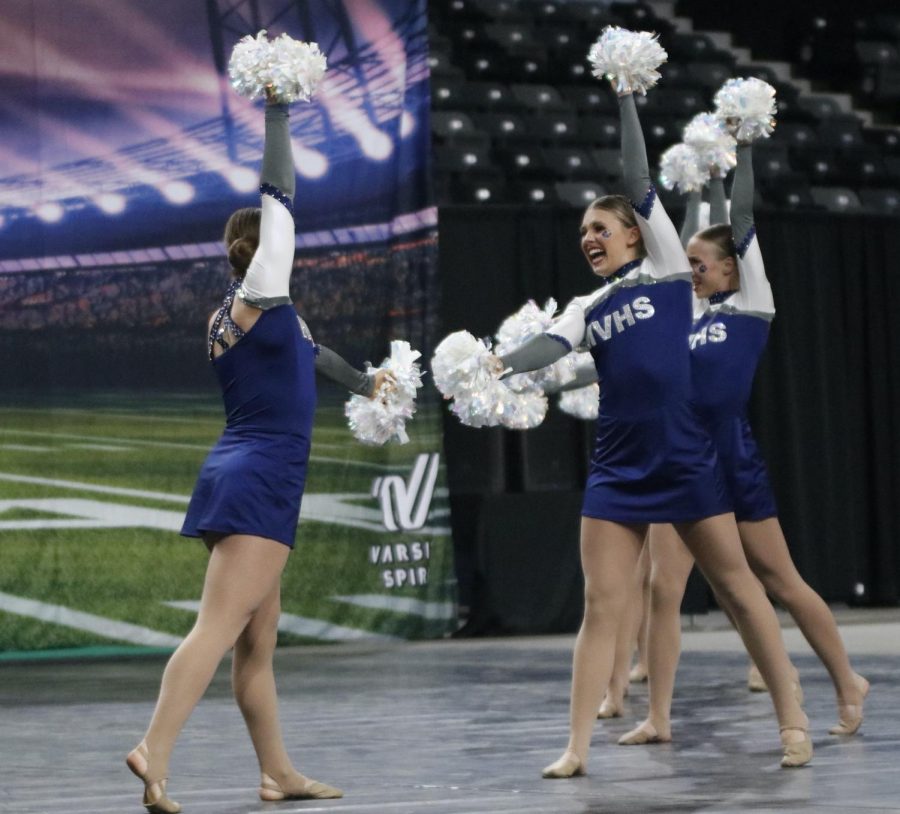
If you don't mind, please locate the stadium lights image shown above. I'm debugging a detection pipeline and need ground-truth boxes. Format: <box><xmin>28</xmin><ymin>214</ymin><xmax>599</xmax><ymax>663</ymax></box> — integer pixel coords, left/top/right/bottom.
<box><xmin>95</xmin><ymin>192</ymin><xmax>127</xmax><ymax>215</ymax></box>
<box><xmin>160</xmin><ymin>180</ymin><xmax>195</xmax><ymax>204</ymax></box>
<box><xmin>34</xmin><ymin>202</ymin><xmax>65</xmax><ymax>223</ymax></box>
<box><xmin>223</xmin><ymin>166</ymin><xmax>258</xmax><ymax>193</ymax></box>
<box><xmin>293</xmin><ymin>143</ymin><xmax>329</xmax><ymax>179</ymax></box>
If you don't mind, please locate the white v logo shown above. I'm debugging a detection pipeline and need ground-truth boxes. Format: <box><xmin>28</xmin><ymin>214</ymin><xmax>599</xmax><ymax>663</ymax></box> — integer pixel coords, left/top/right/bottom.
<box><xmin>371</xmin><ymin>454</ymin><xmax>440</xmax><ymax>531</ymax></box>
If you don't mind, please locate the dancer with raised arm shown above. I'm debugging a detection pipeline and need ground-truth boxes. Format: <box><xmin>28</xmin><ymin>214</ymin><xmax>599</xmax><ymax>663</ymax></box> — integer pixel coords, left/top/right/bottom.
<box><xmin>125</xmin><ymin>77</ymin><xmax>391</xmax><ymax>812</ymax></box>
<box><xmin>620</xmin><ymin>114</ymin><xmax>868</xmax><ymax>748</ymax></box>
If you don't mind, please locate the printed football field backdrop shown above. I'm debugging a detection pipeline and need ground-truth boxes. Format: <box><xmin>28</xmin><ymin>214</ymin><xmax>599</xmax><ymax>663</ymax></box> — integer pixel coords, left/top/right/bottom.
<box><xmin>0</xmin><ymin>0</ymin><xmax>456</xmax><ymax>655</ymax></box>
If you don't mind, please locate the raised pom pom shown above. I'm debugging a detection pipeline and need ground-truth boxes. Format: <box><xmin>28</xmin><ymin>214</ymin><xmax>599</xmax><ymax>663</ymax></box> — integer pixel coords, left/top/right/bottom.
<box><xmin>682</xmin><ymin>113</ymin><xmax>736</xmax><ymax>176</ymax></box>
<box><xmin>228</xmin><ymin>29</ymin><xmax>327</xmax><ymax>103</ymax></box>
<box><xmin>713</xmin><ymin>77</ymin><xmax>777</xmax><ymax>142</ymax></box>
<box><xmin>587</xmin><ymin>26</ymin><xmax>668</xmax><ymax>96</ymax></box>
<box><xmin>659</xmin><ymin>143</ymin><xmax>708</xmax><ymax>193</ymax></box>
<box><xmin>558</xmin><ymin>384</ymin><xmax>600</xmax><ymax>421</ymax></box>
<box><xmin>344</xmin><ymin>341</ymin><xmax>423</xmax><ymax>446</ymax></box>
<box><xmin>494</xmin><ymin>299</ymin><xmax>576</xmax><ymax>394</ymax></box>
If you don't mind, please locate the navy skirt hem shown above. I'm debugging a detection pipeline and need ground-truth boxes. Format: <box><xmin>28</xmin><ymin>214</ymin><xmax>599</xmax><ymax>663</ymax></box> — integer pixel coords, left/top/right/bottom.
<box><xmin>179</xmin><ymin>525</ymin><xmax>296</xmax><ymax>549</ymax></box>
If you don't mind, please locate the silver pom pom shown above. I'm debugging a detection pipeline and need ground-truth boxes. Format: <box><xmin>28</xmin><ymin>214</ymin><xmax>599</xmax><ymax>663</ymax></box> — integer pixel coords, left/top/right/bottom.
<box><xmin>713</xmin><ymin>77</ymin><xmax>777</xmax><ymax>142</ymax></box>
<box><xmin>228</xmin><ymin>29</ymin><xmax>327</xmax><ymax>103</ymax></box>
<box><xmin>344</xmin><ymin>341</ymin><xmax>423</xmax><ymax>446</ymax></box>
<box><xmin>682</xmin><ymin>113</ymin><xmax>736</xmax><ymax>175</ymax></box>
<box><xmin>587</xmin><ymin>26</ymin><xmax>668</xmax><ymax>96</ymax></box>
<box><xmin>558</xmin><ymin>384</ymin><xmax>600</xmax><ymax>421</ymax></box>
<box><xmin>494</xmin><ymin>299</ymin><xmax>576</xmax><ymax>394</ymax></box>
<box><xmin>659</xmin><ymin>143</ymin><xmax>708</xmax><ymax>193</ymax></box>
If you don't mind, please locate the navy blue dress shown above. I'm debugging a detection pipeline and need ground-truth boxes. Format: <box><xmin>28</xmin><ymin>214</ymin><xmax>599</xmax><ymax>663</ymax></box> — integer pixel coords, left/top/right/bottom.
<box><xmin>181</xmin><ymin>297</ymin><xmax>317</xmax><ymax>549</ymax></box>
<box><xmin>548</xmin><ymin>188</ymin><xmax>730</xmax><ymax>523</ymax></box>
<box><xmin>690</xmin><ymin>226</ymin><xmax>778</xmax><ymax>521</ymax></box>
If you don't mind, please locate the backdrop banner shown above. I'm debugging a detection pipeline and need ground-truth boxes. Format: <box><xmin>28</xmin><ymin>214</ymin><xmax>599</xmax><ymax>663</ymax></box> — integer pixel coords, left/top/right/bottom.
<box><xmin>0</xmin><ymin>0</ymin><xmax>456</xmax><ymax>657</ymax></box>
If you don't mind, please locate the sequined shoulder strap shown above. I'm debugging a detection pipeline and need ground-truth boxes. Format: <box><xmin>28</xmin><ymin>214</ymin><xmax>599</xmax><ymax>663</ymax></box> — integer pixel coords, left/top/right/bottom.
<box><xmin>207</xmin><ymin>280</ymin><xmax>246</xmax><ymax>361</ymax></box>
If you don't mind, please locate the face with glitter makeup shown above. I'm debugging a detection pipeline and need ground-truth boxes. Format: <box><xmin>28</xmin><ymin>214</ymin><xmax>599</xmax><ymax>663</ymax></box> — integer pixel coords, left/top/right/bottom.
<box><xmin>580</xmin><ymin>207</ymin><xmax>641</xmax><ymax>278</ymax></box>
<box><xmin>686</xmin><ymin>236</ymin><xmax>737</xmax><ymax>298</ymax></box>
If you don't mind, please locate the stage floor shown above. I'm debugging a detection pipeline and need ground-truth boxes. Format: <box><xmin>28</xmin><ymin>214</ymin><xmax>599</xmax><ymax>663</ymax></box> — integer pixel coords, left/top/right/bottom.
<box><xmin>2</xmin><ymin>610</ymin><xmax>898</xmax><ymax>814</ymax></box>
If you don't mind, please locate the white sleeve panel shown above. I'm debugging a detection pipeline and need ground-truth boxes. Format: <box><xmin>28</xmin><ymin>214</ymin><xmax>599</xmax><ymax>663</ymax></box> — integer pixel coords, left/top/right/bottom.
<box><xmin>635</xmin><ymin>192</ymin><xmax>691</xmax><ymax>281</ymax></box>
<box><xmin>239</xmin><ymin>195</ymin><xmax>296</xmax><ymax>303</ymax></box>
<box><xmin>733</xmin><ymin>232</ymin><xmax>775</xmax><ymax>316</ymax></box>
<box><xmin>547</xmin><ymin>297</ymin><xmax>588</xmax><ymax>350</ymax></box>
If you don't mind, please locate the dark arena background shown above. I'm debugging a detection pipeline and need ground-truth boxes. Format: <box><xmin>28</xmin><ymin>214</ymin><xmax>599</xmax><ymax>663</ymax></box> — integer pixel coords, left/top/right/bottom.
<box><xmin>2</xmin><ymin>1</ymin><xmax>899</xmax><ymax>813</ymax></box>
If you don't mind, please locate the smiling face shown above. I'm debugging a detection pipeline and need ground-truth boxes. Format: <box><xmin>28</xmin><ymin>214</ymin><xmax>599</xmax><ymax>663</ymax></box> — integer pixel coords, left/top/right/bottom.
<box><xmin>580</xmin><ymin>205</ymin><xmax>642</xmax><ymax>278</ymax></box>
<box><xmin>686</xmin><ymin>235</ymin><xmax>737</xmax><ymax>298</ymax></box>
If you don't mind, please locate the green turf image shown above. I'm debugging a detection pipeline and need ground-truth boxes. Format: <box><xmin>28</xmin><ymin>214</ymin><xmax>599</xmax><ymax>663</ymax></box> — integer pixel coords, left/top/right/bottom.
<box><xmin>0</xmin><ymin>391</ymin><xmax>456</xmax><ymax>657</ymax></box>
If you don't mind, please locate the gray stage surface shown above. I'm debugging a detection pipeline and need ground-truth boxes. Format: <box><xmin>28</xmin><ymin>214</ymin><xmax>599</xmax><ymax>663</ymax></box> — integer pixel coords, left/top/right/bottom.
<box><xmin>2</xmin><ymin>611</ymin><xmax>898</xmax><ymax>814</ymax></box>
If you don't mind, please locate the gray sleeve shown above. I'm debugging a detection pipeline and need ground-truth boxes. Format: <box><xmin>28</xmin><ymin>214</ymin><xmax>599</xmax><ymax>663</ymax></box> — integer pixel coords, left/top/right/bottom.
<box><xmin>499</xmin><ymin>334</ymin><xmax>570</xmax><ymax>377</ymax></box>
<box><xmin>709</xmin><ymin>176</ymin><xmax>728</xmax><ymax>226</ymax></box>
<box><xmin>260</xmin><ymin>103</ymin><xmax>295</xmax><ymax>202</ymax></box>
<box><xmin>618</xmin><ymin>93</ymin><xmax>652</xmax><ymax>204</ymax></box>
<box><xmin>315</xmin><ymin>345</ymin><xmax>374</xmax><ymax>396</ymax></box>
<box><xmin>545</xmin><ymin>363</ymin><xmax>598</xmax><ymax>394</ymax></box>
<box><xmin>680</xmin><ymin>190</ymin><xmax>702</xmax><ymax>248</ymax></box>
<box><xmin>730</xmin><ymin>144</ymin><xmax>754</xmax><ymax>249</ymax></box>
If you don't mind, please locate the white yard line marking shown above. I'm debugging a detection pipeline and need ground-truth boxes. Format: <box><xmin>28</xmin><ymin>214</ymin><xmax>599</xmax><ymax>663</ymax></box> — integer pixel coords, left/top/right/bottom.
<box><xmin>0</xmin><ymin>474</ymin><xmax>450</xmax><ymax>534</ymax></box>
<box><xmin>0</xmin><ymin>443</ymin><xmax>53</xmax><ymax>452</ymax></box>
<box><xmin>165</xmin><ymin>600</ymin><xmax>400</xmax><ymax>643</ymax></box>
<box><xmin>0</xmin><ymin>590</ymin><xmax>182</xmax><ymax>648</ymax></box>
<box><xmin>69</xmin><ymin>443</ymin><xmax>134</xmax><ymax>452</ymax></box>
<box><xmin>332</xmin><ymin>594</ymin><xmax>456</xmax><ymax>620</ymax></box>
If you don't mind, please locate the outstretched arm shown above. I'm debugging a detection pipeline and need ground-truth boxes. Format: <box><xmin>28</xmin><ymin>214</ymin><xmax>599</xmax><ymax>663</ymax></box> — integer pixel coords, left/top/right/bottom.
<box><xmin>730</xmin><ymin>143</ymin><xmax>755</xmax><ymax>250</ymax></box>
<box><xmin>238</xmin><ymin>100</ymin><xmax>296</xmax><ymax>308</ymax></box>
<box><xmin>619</xmin><ymin>92</ymin><xmax>652</xmax><ymax>206</ymax></box>
<box><xmin>708</xmin><ymin>174</ymin><xmax>728</xmax><ymax>226</ymax></box>
<box><xmin>315</xmin><ymin>345</ymin><xmax>377</xmax><ymax>396</ymax></box>
<box><xmin>680</xmin><ymin>190</ymin><xmax>702</xmax><ymax>248</ymax></box>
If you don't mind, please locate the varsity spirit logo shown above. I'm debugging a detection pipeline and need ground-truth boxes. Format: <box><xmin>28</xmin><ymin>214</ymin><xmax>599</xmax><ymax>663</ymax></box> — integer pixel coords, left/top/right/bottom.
<box><xmin>371</xmin><ymin>453</ymin><xmax>440</xmax><ymax>531</ymax></box>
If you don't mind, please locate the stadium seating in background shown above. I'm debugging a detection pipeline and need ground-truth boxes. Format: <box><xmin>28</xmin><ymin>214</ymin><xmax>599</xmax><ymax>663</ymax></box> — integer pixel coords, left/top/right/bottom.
<box><xmin>430</xmin><ymin>0</ymin><xmax>900</xmax><ymax>213</ymax></box>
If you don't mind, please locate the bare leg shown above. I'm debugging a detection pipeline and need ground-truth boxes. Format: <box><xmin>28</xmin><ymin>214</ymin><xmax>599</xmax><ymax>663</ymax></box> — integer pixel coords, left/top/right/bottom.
<box><xmin>232</xmin><ymin>580</ymin><xmax>342</xmax><ymax>799</ymax></box>
<box><xmin>740</xmin><ymin>518</ymin><xmax>868</xmax><ymax>734</ymax></box>
<box><xmin>543</xmin><ymin>518</ymin><xmax>645</xmax><ymax>777</ymax></box>
<box><xmin>599</xmin><ymin>535</ymin><xmax>649</xmax><ymax>718</ymax></box>
<box><xmin>619</xmin><ymin>523</ymin><xmax>694</xmax><ymax>745</ymax></box>
<box><xmin>630</xmin><ymin>551</ymin><xmax>651</xmax><ymax>682</ymax></box>
<box><xmin>126</xmin><ymin>535</ymin><xmax>290</xmax><ymax>810</ymax></box>
<box><xmin>676</xmin><ymin>514</ymin><xmax>810</xmax><ymax>766</ymax></box>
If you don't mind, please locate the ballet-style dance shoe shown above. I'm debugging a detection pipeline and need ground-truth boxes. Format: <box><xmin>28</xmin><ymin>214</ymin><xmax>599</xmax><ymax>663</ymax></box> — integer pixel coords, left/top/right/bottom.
<box><xmin>258</xmin><ymin>771</ymin><xmax>343</xmax><ymax>801</ymax></box>
<box><xmin>747</xmin><ymin>666</ymin><xmax>803</xmax><ymax>704</ymax></box>
<box><xmin>597</xmin><ymin>696</ymin><xmax>624</xmax><ymax>719</ymax></box>
<box><xmin>829</xmin><ymin>675</ymin><xmax>870</xmax><ymax>736</ymax></box>
<box><xmin>617</xmin><ymin>721</ymin><xmax>672</xmax><ymax>746</ymax></box>
<box><xmin>126</xmin><ymin>742</ymin><xmax>182</xmax><ymax>814</ymax></box>
<box><xmin>629</xmin><ymin>663</ymin><xmax>648</xmax><ymax>683</ymax></box>
<box><xmin>747</xmin><ymin>664</ymin><xmax>767</xmax><ymax>692</ymax></box>
<box><xmin>780</xmin><ymin>724</ymin><xmax>813</xmax><ymax>768</ymax></box>
<box><xmin>541</xmin><ymin>750</ymin><xmax>585</xmax><ymax>779</ymax></box>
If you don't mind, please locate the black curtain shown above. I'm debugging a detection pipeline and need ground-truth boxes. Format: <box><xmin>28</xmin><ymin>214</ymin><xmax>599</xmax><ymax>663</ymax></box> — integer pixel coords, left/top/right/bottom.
<box><xmin>439</xmin><ymin>205</ymin><xmax>900</xmax><ymax>605</ymax></box>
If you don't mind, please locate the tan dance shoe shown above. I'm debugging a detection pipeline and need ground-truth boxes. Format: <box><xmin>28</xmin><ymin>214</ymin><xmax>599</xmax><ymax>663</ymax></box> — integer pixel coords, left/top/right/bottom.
<box><xmin>617</xmin><ymin>721</ymin><xmax>672</xmax><ymax>746</ymax></box>
<box><xmin>126</xmin><ymin>742</ymin><xmax>181</xmax><ymax>814</ymax></box>
<box><xmin>780</xmin><ymin>724</ymin><xmax>813</xmax><ymax>768</ymax></box>
<box><xmin>541</xmin><ymin>750</ymin><xmax>585</xmax><ymax>779</ymax></box>
<box><xmin>258</xmin><ymin>771</ymin><xmax>343</xmax><ymax>801</ymax></box>
<box><xmin>829</xmin><ymin>675</ymin><xmax>870</xmax><ymax>736</ymax></box>
<box><xmin>597</xmin><ymin>696</ymin><xmax>624</xmax><ymax>719</ymax></box>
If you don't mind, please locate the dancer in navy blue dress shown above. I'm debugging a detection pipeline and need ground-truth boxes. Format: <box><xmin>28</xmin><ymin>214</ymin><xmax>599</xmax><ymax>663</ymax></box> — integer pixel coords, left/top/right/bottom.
<box><xmin>490</xmin><ymin>87</ymin><xmax>811</xmax><ymax>776</ymax></box>
<box><xmin>126</xmin><ymin>92</ymin><xmax>388</xmax><ymax>813</ymax></box>
<box><xmin>621</xmin><ymin>136</ymin><xmax>869</xmax><ymax>748</ymax></box>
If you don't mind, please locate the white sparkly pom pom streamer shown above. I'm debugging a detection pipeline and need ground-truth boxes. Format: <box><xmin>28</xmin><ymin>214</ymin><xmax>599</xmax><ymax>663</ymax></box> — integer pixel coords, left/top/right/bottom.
<box><xmin>587</xmin><ymin>26</ymin><xmax>668</xmax><ymax>96</ymax></box>
<box><xmin>558</xmin><ymin>384</ymin><xmax>600</xmax><ymax>421</ymax></box>
<box><xmin>494</xmin><ymin>299</ymin><xmax>576</xmax><ymax>393</ymax></box>
<box><xmin>431</xmin><ymin>330</ymin><xmax>549</xmax><ymax>429</ymax></box>
<box><xmin>229</xmin><ymin>29</ymin><xmax>327</xmax><ymax>103</ymax></box>
<box><xmin>713</xmin><ymin>77</ymin><xmax>777</xmax><ymax>142</ymax></box>
<box><xmin>683</xmin><ymin>113</ymin><xmax>736</xmax><ymax>175</ymax></box>
<box><xmin>659</xmin><ymin>143</ymin><xmax>708</xmax><ymax>193</ymax></box>
<box><xmin>344</xmin><ymin>340</ymin><xmax>424</xmax><ymax>446</ymax></box>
